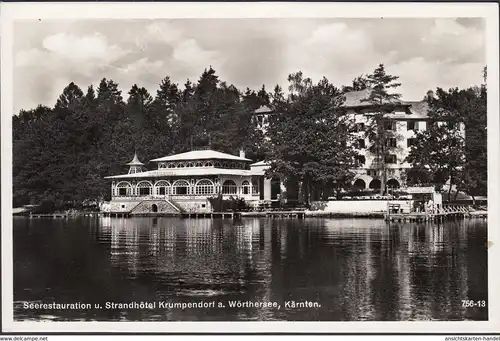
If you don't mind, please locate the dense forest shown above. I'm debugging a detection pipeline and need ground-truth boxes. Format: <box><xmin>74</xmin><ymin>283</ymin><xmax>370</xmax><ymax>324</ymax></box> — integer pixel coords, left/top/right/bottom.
<box><xmin>12</xmin><ymin>65</ymin><xmax>488</xmax><ymax>207</ymax></box>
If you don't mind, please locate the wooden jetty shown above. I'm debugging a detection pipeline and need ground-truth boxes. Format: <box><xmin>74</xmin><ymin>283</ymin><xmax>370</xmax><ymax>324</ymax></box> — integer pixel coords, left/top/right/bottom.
<box><xmin>180</xmin><ymin>212</ymin><xmax>241</xmax><ymax>219</ymax></box>
<box><xmin>385</xmin><ymin>204</ymin><xmax>486</xmax><ymax>223</ymax></box>
<box><xmin>29</xmin><ymin>213</ymin><xmax>68</xmax><ymax>219</ymax></box>
<box><xmin>265</xmin><ymin>211</ymin><xmax>305</xmax><ymax>219</ymax></box>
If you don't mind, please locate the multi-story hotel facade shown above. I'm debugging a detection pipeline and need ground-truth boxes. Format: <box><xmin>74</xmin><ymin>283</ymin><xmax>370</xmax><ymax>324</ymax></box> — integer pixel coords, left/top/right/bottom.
<box><xmin>251</xmin><ymin>89</ymin><xmax>459</xmax><ymax>192</ymax></box>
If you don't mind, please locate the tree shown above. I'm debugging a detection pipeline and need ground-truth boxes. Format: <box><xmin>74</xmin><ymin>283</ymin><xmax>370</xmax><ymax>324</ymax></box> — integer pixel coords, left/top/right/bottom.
<box><xmin>342</xmin><ymin>75</ymin><xmax>370</xmax><ymax>93</ymax></box>
<box><xmin>407</xmin><ymin>87</ymin><xmax>469</xmax><ymax>199</ymax></box>
<box><xmin>55</xmin><ymin>82</ymin><xmax>84</xmax><ymax>112</ymax></box>
<box><xmin>361</xmin><ymin>64</ymin><xmax>402</xmax><ymax>194</ymax></box>
<box><xmin>266</xmin><ymin>73</ymin><xmax>359</xmax><ymax>204</ymax></box>
<box><xmin>459</xmin><ymin>84</ymin><xmax>487</xmax><ymax>201</ymax></box>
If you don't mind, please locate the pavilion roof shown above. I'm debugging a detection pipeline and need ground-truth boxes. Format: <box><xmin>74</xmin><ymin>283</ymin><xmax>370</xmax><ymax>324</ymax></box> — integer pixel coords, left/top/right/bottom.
<box><xmin>150</xmin><ymin>149</ymin><xmax>252</xmax><ymax>162</ymax></box>
<box><xmin>126</xmin><ymin>152</ymin><xmax>144</xmax><ymax>166</ymax></box>
<box><xmin>254</xmin><ymin>105</ymin><xmax>273</xmax><ymax>114</ymax></box>
<box><xmin>105</xmin><ymin>167</ymin><xmax>259</xmax><ymax>179</ymax></box>
<box><xmin>250</xmin><ymin>160</ymin><xmax>270</xmax><ymax>167</ymax></box>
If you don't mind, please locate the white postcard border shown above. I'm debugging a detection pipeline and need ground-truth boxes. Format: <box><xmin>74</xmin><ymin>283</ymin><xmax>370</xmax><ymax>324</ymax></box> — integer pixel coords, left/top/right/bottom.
<box><xmin>1</xmin><ymin>1</ymin><xmax>499</xmax><ymax>334</ymax></box>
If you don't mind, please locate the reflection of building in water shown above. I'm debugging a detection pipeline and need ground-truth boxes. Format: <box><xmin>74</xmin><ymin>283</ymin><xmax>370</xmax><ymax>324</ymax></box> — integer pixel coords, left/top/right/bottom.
<box><xmin>108</xmin><ymin>219</ymin><xmax>140</xmax><ymax>277</ymax></box>
<box><xmin>148</xmin><ymin>223</ymin><xmax>160</xmax><ymax>256</ymax></box>
<box><xmin>235</xmin><ymin>223</ymin><xmax>254</xmax><ymax>264</ymax></box>
<box><xmin>101</xmin><ymin>216</ymin><xmax>112</xmax><ymax>228</ymax></box>
<box><xmin>428</xmin><ymin>224</ymin><xmax>444</xmax><ymax>256</ymax></box>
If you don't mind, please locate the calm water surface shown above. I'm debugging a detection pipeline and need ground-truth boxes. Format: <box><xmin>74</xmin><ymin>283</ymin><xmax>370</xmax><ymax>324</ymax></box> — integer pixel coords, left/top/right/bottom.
<box><xmin>13</xmin><ymin>217</ymin><xmax>488</xmax><ymax>321</ymax></box>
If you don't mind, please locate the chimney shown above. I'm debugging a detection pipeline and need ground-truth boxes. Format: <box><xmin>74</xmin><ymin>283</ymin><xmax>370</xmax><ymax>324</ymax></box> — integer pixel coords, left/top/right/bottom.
<box><xmin>239</xmin><ymin>149</ymin><xmax>245</xmax><ymax>158</ymax></box>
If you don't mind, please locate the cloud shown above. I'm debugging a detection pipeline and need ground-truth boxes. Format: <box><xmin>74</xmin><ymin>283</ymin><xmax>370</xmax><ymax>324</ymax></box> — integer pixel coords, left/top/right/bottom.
<box><xmin>12</xmin><ymin>18</ymin><xmax>485</xmax><ymax>113</ymax></box>
<box><xmin>42</xmin><ymin>32</ymin><xmax>128</xmax><ymax>63</ymax></box>
<box><xmin>391</xmin><ymin>57</ymin><xmax>483</xmax><ymax>99</ymax></box>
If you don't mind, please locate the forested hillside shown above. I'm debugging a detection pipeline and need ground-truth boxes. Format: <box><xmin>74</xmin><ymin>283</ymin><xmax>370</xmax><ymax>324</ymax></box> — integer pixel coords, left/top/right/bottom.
<box><xmin>12</xmin><ymin>65</ymin><xmax>487</xmax><ymax>207</ymax></box>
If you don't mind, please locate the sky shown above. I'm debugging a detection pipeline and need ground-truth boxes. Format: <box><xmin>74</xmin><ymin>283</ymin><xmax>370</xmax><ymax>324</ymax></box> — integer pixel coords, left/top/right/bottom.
<box><xmin>13</xmin><ymin>18</ymin><xmax>485</xmax><ymax>113</ymax></box>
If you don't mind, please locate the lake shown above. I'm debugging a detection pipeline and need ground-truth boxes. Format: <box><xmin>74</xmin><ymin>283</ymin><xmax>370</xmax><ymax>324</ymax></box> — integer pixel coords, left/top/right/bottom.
<box><xmin>13</xmin><ymin>216</ymin><xmax>488</xmax><ymax>321</ymax></box>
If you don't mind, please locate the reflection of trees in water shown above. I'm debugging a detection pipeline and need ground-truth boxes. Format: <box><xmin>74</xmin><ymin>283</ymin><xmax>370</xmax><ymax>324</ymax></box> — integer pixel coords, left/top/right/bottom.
<box><xmin>14</xmin><ymin>217</ymin><xmax>487</xmax><ymax>321</ymax></box>
<box><xmin>102</xmin><ymin>217</ymin><xmax>275</xmax><ymax>320</ymax></box>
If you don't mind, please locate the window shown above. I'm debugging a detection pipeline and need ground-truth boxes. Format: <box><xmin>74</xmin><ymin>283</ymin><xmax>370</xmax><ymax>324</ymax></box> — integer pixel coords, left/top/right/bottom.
<box><xmin>357</xmin><ymin>139</ymin><xmax>366</xmax><ymax>149</ymax></box>
<box><xmin>386</xmin><ymin>138</ymin><xmax>397</xmax><ymax>148</ymax></box>
<box><xmin>407</xmin><ymin>138</ymin><xmax>416</xmax><ymax>148</ymax></box>
<box><xmin>222</xmin><ymin>180</ymin><xmax>237</xmax><ymax>195</ymax></box>
<box><xmin>447</xmin><ymin>121</ymin><xmax>456</xmax><ymax>129</ymax></box>
<box><xmin>195</xmin><ymin>162</ymin><xmax>202</xmax><ymax>167</ymax></box>
<box><xmin>356</xmin><ymin>155</ymin><xmax>366</xmax><ymax>166</ymax></box>
<box><xmin>385</xmin><ymin>154</ymin><xmax>397</xmax><ymax>164</ymax></box>
<box><xmin>367</xmin><ymin>170</ymin><xmax>377</xmax><ymax>177</ymax></box>
<box><xmin>195</xmin><ymin>179</ymin><xmax>215</xmax><ymax>195</ymax></box>
<box><xmin>356</xmin><ymin>123</ymin><xmax>365</xmax><ymax>132</ymax></box>
<box><xmin>137</xmin><ymin>181</ymin><xmax>153</xmax><ymax>196</ymax></box>
<box><xmin>242</xmin><ymin>180</ymin><xmax>252</xmax><ymax>195</ymax></box>
<box><xmin>384</xmin><ymin>121</ymin><xmax>396</xmax><ymax>131</ymax></box>
<box><xmin>116</xmin><ymin>182</ymin><xmax>132</xmax><ymax>196</ymax></box>
<box><xmin>173</xmin><ymin>180</ymin><xmax>190</xmax><ymax>195</ymax></box>
<box><xmin>155</xmin><ymin>180</ymin><xmax>171</xmax><ymax>196</ymax></box>
<box><xmin>167</xmin><ymin>163</ymin><xmax>175</xmax><ymax>168</ymax></box>
<box><xmin>215</xmin><ymin>162</ymin><xmax>221</xmax><ymax>168</ymax></box>
<box><xmin>121</xmin><ymin>204</ymin><xmax>125</xmax><ymax>209</ymax></box>
<box><xmin>407</xmin><ymin>121</ymin><xmax>416</xmax><ymax>131</ymax></box>
<box><xmin>186</xmin><ymin>162</ymin><xmax>194</xmax><ymax>168</ymax></box>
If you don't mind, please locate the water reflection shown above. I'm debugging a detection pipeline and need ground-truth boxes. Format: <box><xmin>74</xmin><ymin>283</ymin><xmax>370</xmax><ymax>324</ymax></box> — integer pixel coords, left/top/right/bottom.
<box><xmin>13</xmin><ymin>217</ymin><xmax>487</xmax><ymax>321</ymax></box>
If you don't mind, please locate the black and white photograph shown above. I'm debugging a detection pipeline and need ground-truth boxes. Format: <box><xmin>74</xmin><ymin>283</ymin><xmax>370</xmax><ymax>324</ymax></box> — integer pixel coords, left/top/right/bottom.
<box><xmin>1</xmin><ymin>2</ymin><xmax>499</xmax><ymax>335</ymax></box>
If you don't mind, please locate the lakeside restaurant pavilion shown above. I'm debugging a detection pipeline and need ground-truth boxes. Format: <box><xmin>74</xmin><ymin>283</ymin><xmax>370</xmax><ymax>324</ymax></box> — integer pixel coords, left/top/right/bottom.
<box><xmin>101</xmin><ymin>149</ymin><xmax>280</xmax><ymax>215</ymax></box>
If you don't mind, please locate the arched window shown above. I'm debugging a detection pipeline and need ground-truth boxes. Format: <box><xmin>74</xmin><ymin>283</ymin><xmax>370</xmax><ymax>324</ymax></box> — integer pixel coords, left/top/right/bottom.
<box><xmin>369</xmin><ymin>179</ymin><xmax>381</xmax><ymax>190</ymax></box>
<box><xmin>154</xmin><ymin>180</ymin><xmax>171</xmax><ymax>196</ymax></box>
<box><xmin>206</xmin><ymin>161</ymin><xmax>213</xmax><ymax>167</ymax></box>
<box><xmin>241</xmin><ymin>180</ymin><xmax>251</xmax><ymax>195</ymax></box>
<box><xmin>186</xmin><ymin>162</ymin><xmax>194</xmax><ymax>168</ymax></box>
<box><xmin>195</xmin><ymin>162</ymin><xmax>203</xmax><ymax>168</ymax></box>
<box><xmin>195</xmin><ymin>179</ymin><xmax>215</xmax><ymax>195</ymax></box>
<box><xmin>387</xmin><ymin>179</ymin><xmax>401</xmax><ymax>189</ymax></box>
<box><xmin>137</xmin><ymin>181</ymin><xmax>153</xmax><ymax>196</ymax></box>
<box><xmin>173</xmin><ymin>180</ymin><xmax>190</xmax><ymax>195</ymax></box>
<box><xmin>215</xmin><ymin>162</ymin><xmax>221</xmax><ymax>168</ymax></box>
<box><xmin>230</xmin><ymin>163</ymin><xmax>237</xmax><ymax>169</ymax></box>
<box><xmin>167</xmin><ymin>163</ymin><xmax>175</xmax><ymax>168</ymax></box>
<box><xmin>177</xmin><ymin>162</ymin><xmax>185</xmax><ymax>168</ymax></box>
<box><xmin>223</xmin><ymin>163</ymin><xmax>229</xmax><ymax>168</ymax></box>
<box><xmin>116</xmin><ymin>181</ymin><xmax>132</xmax><ymax>196</ymax></box>
<box><xmin>353</xmin><ymin>179</ymin><xmax>366</xmax><ymax>190</ymax></box>
<box><xmin>222</xmin><ymin>180</ymin><xmax>237</xmax><ymax>195</ymax></box>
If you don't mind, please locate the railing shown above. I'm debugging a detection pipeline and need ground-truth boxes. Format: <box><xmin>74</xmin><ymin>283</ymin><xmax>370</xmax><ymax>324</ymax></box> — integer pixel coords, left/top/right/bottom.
<box><xmin>111</xmin><ymin>194</ymin><xmax>260</xmax><ymax>201</ymax></box>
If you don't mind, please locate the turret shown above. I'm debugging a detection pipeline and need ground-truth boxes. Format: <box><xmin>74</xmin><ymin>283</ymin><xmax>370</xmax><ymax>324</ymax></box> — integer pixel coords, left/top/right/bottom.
<box><xmin>126</xmin><ymin>152</ymin><xmax>144</xmax><ymax>174</ymax></box>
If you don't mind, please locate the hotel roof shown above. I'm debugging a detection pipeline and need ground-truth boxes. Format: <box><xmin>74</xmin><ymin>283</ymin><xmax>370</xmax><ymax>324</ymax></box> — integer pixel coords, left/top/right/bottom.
<box><xmin>150</xmin><ymin>149</ymin><xmax>252</xmax><ymax>162</ymax></box>
<box><xmin>342</xmin><ymin>89</ymin><xmax>429</xmax><ymax>118</ymax></box>
<box><xmin>342</xmin><ymin>89</ymin><xmax>406</xmax><ymax>108</ymax></box>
